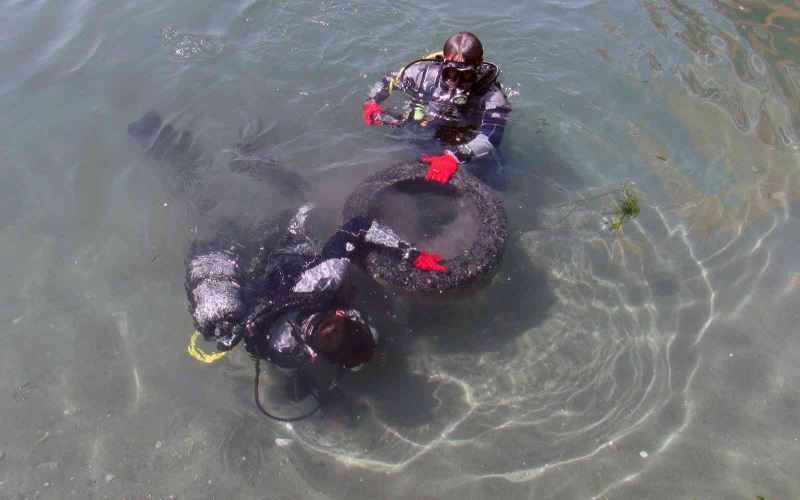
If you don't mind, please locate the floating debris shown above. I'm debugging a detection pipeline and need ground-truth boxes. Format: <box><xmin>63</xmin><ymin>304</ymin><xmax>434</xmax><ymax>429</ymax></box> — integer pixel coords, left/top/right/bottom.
<box><xmin>36</xmin><ymin>462</ymin><xmax>60</xmax><ymax>472</ymax></box>
<box><xmin>33</xmin><ymin>432</ymin><xmax>51</xmax><ymax>447</ymax></box>
<box><xmin>13</xmin><ymin>380</ymin><xmax>34</xmax><ymax>401</ymax></box>
<box><xmin>639</xmin><ymin>450</ymin><xmax>649</xmax><ymax>458</ymax></box>
<box><xmin>184</xmin><ymin>437</ymin><xmax>195</xmax><ymax>456</ymax></box>
<box><xmin>105</xmin><ymin>474</ymin><xmax>116</xmax><ymax>483</ymax></box>
<box><xmin>648</xmin><ymin>52</ymin><xmax>663</xmax><ymax>73</ymax></box>
<box><xmin>595</xmin><ymin>47</ymin><xmax>612</xmax><ymax>63</ymax></box>
<box><xmin>275</xmin><ymin>438</ymin><xmax>294</xmax><ymax>447</ymax></box>
<box><xmin>537</xmin><ymin>117</ymin><xmax>549</xmax><ymax>134</ymax></box>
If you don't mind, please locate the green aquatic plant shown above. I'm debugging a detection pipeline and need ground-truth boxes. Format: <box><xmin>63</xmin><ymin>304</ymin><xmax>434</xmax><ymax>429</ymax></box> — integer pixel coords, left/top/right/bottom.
<box><xmin>605</xmin><ymin>185</ymin><xmax>641</xmax><ymax>231</ymax></box>
<box><xmin>551</xmin><ymin>182</ymin><xmax>642</xmax><ymax>233</ymax></box>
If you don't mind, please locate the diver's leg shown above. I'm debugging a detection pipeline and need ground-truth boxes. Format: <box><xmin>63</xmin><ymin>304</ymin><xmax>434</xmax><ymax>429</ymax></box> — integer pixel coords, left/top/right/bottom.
<box><xmin>229</xmin><ymin>120</ymin><xmax>308</xmax><ymax>194</ymax></box>
<box><xmin>272</xmin><ymin>203</ymin><xmax>318</xmax><ymax>249</ymax></box>
<box><xmin>127</xmin><ymin>110</ymin><xmax>162</xmax><ymax>149</ymax></box>
<box><xmin>127</xmin><ymin>110</ymin><xmax>206</xmax><ymax>199</ymax></box>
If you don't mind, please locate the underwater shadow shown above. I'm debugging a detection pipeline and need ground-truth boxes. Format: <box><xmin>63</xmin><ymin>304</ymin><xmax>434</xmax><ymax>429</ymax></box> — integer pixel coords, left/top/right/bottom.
<box><xmin>401</xmin><ymin>135</ymin><xmax>585</xmax><ymax>355</ymax></box>
<box><xmin>318</xmin><ymin>240</ymin><xmax>554</xmax><ymax>430</ymax></box>
<box><xmin>321</xmin><ymin>137</ymin><xmax>586</xmax><ymax>429</ymax></box>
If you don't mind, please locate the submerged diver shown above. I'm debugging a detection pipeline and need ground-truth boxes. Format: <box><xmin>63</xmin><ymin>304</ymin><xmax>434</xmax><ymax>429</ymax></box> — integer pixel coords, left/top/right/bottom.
<box><xmin>186</xmin><ymin>202</ymin><xmax>447</xmax><ymax>404</ymax></box>
<box><xmin>362</xmin><ymin>31</ymin><xmax>511</xmax><ymax>184</ymax></box>
<box><xmin>128</xmin><ymin>110</ymin><xmax>445</xmax><ymax>418</ymax></box>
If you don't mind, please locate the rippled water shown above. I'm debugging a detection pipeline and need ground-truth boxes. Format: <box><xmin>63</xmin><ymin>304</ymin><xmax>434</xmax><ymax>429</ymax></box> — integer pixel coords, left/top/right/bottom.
<box><xmin>1</xmin><ymin>1</ymin><xmax>799</xmax><ymax>498</ymax></box>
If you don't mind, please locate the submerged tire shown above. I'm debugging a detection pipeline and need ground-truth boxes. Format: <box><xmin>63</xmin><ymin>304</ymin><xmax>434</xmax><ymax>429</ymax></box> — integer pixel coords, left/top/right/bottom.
<box><xmin>343</xmin><ymin>162</ymin><xmax>507</xmax><ymax>293</ymax></box>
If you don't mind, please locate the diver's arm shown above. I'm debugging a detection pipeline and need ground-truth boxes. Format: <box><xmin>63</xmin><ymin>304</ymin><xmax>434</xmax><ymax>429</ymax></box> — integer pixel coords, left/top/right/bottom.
<box><xmin>366</xmin><ymin>74</ymin><xmax>394</xmax><ymax>105</ymax></box>
<box><xmin>362</xmin><ymin>220</ymin><xmax>447</xmax><ymax>272</ymax></box>
<box><xmin>451</xmin><ymin>88</ymin><xmax>510</xmax><ymax>164</ymax></box>
<box><xmin>421</xmin><ymin>85</ymin><xmax>510</xmax><ymax>182</ymax></box>
<box><xmin>364</xmin><ymin>63</ymin><xmax>429</xmax><ymax>126</ymax></box>
<box><xmin>363</xmin><ymin>74</ymin><xmax>403</xmax><ymax>126</ymax></box>
<box><xmin>291</xmin><ymin>216</ymin><xmax>370</xmax><ymax>293</ymax></box>
<box><xmin>292</xmin><ymin>217</ymin><xmax>446</xmax><ymax>293</ymax></box>
<box><xmin>292</xmin><ymin>217</ymin><xmax>408</xmax><ymax>292</ymax></box>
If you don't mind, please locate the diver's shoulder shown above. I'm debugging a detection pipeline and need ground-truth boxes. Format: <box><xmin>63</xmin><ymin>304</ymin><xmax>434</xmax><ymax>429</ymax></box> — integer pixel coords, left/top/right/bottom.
<box><xmin>482</xmin><ymin>83</ymin><xmax>510</xmax><ymax>108</ymax></box>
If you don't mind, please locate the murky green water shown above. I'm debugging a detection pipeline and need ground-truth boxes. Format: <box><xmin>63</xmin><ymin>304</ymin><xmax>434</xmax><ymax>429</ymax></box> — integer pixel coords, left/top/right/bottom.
<box><xmin>1</xmin><ymin>1</ymin><xmax>798</xmax><ymax>498</ymax></box>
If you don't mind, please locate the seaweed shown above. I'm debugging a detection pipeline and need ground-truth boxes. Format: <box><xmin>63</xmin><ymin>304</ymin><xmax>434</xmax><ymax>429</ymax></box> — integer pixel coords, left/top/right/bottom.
<box><xmin>551</xmin><ymin>182</ymin><xmax>642</xmax><ymax>233</ymax></box>
<box><xmin>605</xmin><ymin>185</ymin><xmax>641</xmax><ymax>231</ymax></box>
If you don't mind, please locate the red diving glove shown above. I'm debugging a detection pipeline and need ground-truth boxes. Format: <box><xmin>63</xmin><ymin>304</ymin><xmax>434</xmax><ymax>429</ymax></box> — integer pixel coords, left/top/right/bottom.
<box><xmin>412</xmin><ymin>251</ymin><xmax>447</xmax><ymax>273</ymax></box>
<box><xmin>421</xmin><ymin>152</ymin><xmax>459</xmax><ymax>183</ymax></box>
<box><xmin>362</xmin><ymin>101</ymin><xmax>383</xmax><ymax>126</ymax></box>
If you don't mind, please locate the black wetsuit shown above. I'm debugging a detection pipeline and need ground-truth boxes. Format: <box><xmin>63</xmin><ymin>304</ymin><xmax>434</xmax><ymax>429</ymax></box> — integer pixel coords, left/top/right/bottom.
<box><xmin>186</xmin><ymin>204</ymin><xmax>417</xmax><ymax>372</ymax></box>
<box><xmin>367</xmin><ymin>59</ymin><xmax>511</xmax><ymax>164</ymax></box>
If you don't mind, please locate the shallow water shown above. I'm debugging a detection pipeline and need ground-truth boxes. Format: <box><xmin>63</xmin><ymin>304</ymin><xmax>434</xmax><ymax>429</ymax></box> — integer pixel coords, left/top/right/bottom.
<box><xmin>1</xmin><ymin>0</ymin><xmax>799</xmax><ymax>498</ymax></box>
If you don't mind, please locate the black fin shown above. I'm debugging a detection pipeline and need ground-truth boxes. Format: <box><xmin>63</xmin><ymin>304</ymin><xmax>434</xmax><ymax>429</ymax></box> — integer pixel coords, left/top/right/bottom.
<box><xmin>127</xmin><ymin>110</ymin><xmax>163</xmax><ymax>149</ymax></box>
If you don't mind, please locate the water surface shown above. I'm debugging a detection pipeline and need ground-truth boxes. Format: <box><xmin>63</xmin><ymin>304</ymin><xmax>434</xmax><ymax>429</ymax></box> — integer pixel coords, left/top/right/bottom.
<box><xmin>1</xmin><ymin>1</ymin><xmax>798</xmax><ymax>498</ymax></box>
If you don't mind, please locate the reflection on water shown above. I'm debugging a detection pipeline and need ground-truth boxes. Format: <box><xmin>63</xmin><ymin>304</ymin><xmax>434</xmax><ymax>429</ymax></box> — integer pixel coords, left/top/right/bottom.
<box><xmin>263</xmin><ymin>191</ymin><xmax>717</xmax><ymax>498</ymax></box>
<box><xmin>1</xmin><ymin>0</ymin><xmax>799</xmax><ymax>498</ymax></box>
<box><xmin>161</xmin><ymin>26</ymin><xmax>224</xmax><ymax>63</ymax></box>
<box><xmin>638</xmin><ymin>1</ymin><xmax>798</xmax><ymax>240</ymax></box>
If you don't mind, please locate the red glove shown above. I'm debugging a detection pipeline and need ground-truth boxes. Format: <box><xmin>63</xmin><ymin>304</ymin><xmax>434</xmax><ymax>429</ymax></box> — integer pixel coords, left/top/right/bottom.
<box><xmin>420</xmin><ymin>152</ymin><xmax>459</xmax><ymax>183</ymax></box>
<box><xmin>362</xmin><ymin>101</ymin><xmax>383</xmax><ymax>126</ymax></box>
<box><xmin>412</xmin><ymin>251</ymin><xmax>447</xmax><ymax>273</ymax></box>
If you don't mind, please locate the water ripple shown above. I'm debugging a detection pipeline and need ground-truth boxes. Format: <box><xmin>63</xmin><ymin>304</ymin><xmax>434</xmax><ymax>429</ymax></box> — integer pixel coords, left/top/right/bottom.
<box><xmin>271</xmin><ymin>197</ymin><xmax>717</xmax><ymax>497</ymax></box>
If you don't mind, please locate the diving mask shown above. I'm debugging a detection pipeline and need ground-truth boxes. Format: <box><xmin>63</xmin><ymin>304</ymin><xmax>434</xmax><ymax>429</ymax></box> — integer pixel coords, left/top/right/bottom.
<box><xmin>442</xmin><ymin>61</ymin><xmax>479</xmax><ymax>105</ymax></box>
<box><xmin>442</xmin><ymin>61</ymin><xmax>479</xmax><ymax>90</ymax></box>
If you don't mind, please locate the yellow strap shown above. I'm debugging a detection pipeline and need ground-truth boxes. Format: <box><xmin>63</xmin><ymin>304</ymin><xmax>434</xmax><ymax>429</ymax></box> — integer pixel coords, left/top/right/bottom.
<box><xmin>388</xmin><ymin>51</ymin><xmax>444</xmax><ymax>94</ymax></box>
<box><xmin>187</xmin><ymin>331</ymin><xmax>228</xmax><ymax>363</ymax></box>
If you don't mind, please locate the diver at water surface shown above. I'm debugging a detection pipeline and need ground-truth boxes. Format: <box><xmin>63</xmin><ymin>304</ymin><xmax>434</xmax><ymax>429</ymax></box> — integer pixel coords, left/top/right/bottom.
<box><xmin>362</xmin><ymin>31</ymin><xmax>511</xmax><ymax>183</ymax></box>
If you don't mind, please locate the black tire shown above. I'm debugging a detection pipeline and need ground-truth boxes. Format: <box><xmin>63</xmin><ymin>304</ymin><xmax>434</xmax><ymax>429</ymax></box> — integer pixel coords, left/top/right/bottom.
<box><xmin>343</xmin><ymin>162</ymin><xmax>507</xmax><ymax>293</ymax></box>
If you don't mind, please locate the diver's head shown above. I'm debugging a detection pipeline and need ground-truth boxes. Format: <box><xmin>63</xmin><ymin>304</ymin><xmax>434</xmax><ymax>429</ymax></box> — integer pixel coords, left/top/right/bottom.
<box><xmin>310</xmin><ymin>309</ymin><xmax>376</xmax><ymax>369</ymax></box>
<box><xmin>441</xmin><ymin>32</ymin><xmax>483</xmax><ymax>99</ymax></box>
<box><xmin>443</xmin><ymin>32</ymin><xmax>484</xmax><ymax>66</ymax></box>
